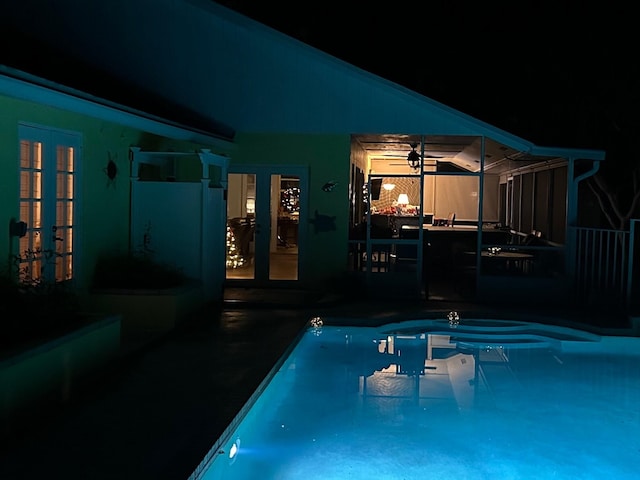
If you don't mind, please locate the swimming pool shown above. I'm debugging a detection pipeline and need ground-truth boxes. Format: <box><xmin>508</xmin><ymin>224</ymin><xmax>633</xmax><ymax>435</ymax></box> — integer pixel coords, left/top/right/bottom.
<box><xmin>189</xmin><ymin>316</ymin><xmax>640</xmax><ymax>479</ymax></box>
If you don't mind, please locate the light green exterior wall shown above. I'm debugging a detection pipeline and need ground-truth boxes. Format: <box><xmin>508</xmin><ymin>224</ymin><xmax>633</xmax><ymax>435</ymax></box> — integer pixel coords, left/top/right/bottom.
<box><xmin>0</xmin><ymin>94</ymin><xmax>213</xmax><ymax>293</ymax></box>
<box><xmin>232</xmin><ymin>132</ymin><xmax>352</xmax><ymax>287</ymax></box>
<box><xmin>2</xmin><ymin>94</ymin><xmax>355</xmax><ymax>292</ymax></box>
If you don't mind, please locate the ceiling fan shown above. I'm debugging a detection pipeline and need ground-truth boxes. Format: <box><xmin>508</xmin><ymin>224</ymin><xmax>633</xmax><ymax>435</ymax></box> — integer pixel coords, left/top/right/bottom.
<box><xmin>387</xmin><ymin>142</ymin><xmax>443</xmax><ymax>170</ymax></box>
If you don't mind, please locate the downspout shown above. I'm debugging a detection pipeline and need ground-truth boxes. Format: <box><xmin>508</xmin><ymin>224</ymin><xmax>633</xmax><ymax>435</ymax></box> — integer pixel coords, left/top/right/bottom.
<box><xmin>627</xmin><ymin>219</ymin><xmax>637</xmax><ymax>313</ymax></box>
<box><xmin>476</xmin><ymin>137</ymin><xmax>486</xmax><ymax>299</ymax></box>
<box><xmin>565</xmin><ymin>157</ymin><xmax>600</xmax><ymax>280</ymax></box>
<box><xmin>129</xmin><ymin>147</ymin><xmax>141</xmax><ymax>254</ymax></box>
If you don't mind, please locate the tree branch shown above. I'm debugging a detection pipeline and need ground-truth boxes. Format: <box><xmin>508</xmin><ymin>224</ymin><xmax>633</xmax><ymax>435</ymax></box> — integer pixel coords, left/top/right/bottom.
<box><xmin>587</xmin><ymin>178</ymin><xmax>618</xmax><ymax>229</ymax></box>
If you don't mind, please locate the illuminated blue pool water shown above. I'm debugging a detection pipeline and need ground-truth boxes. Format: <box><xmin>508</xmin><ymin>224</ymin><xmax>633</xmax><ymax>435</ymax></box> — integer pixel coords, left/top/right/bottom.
<box><xmin>190</xmin><ymin>318</ymin><xmax>640</xmax><ymax>480</ymax></box>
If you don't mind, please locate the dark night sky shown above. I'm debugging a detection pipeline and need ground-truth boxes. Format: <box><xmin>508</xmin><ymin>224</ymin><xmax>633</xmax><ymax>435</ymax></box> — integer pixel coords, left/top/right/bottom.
<box><xmin>217</xmin><ymin>1</ymin><xmax>638</xmax><ymax>153</ymax></box>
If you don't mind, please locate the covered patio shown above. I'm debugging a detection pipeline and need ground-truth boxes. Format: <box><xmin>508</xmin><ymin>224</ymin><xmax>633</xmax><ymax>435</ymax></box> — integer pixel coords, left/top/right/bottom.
<box><xmin>348</xmin><ymin>133</ymin><xmax>606</xmax><ymax>306</ymax></box>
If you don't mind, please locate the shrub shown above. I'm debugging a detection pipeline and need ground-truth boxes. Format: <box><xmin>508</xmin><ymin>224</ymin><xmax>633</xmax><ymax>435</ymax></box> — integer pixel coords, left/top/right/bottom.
<box><xmin>1</xmin><ymin>249</ymin><xmax>85</xmax><ymax>356</ymax></box>
<box><xmin>92</xmin><ymin>253</ymin><xmax>187</xmax><ymax>290</ymax></box>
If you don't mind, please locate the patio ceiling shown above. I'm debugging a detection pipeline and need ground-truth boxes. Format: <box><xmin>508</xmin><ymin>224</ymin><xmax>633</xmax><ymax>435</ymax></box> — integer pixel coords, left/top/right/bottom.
<box><xmin>353</xmin><ymin>134</ymin><xmax>561</xmax><ymax>176</ymax></box>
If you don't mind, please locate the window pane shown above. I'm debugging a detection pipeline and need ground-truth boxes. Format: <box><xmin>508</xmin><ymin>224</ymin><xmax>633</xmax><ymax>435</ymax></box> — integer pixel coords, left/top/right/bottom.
<box><xmin>66</xmin><ymin>229</ymin><xmax>73</xmax><ymax>253</ymax></box>
<box><xmin>19</xmin><ymin>202</ymin><xmax>29</xmax><ymax>225</ymax></box>
<box><xmin>33</xmin><ymin>172</ymin><xmax>42</xmax><ymax>199</ymax></box>
<box><xmin>19</xmin><ymin>236</ymin><xmax>28</xmax><ymax>256</ymax></box>
<box><xmin>20</xmin><ymin>171</ymin><xmax>30</xmax><ymax>197</ymax></box>
<box><xmin>67</xmin><ymin>203</ymin><xmax>73</xmax><ymax>224</ymax></box>
<box><xmin>67</xmin><ymin>147</ymin><xmax>74</xmax><ymax>172</ymax></box>
<box><xmin>33</xmin><ymin>143</ymin><xmax>42</xmax><ymax>170</ymax></box>
<box><xmin>56</xmin><ymin>201</ymin><xmax>63</xmax><ymax>225</ymax></box>
<box><xmin>66</xmin><ymin>254</ymin><xmax>73</xmax><ymax>279</ymax></box>
<box><xmin>20</xmin><ymin>141</ymin><xmax>30</xmax><ymax>168</ymax></box>
<box><xmin>33</xmin><ymin>201</ymin><xmax>42</xmax><ymax>229</ymax></box>
<box><xmin>67</xmin><ymin>174</ymin><xmax>74</xmax><ymax>198</ymax></box>
<box><xmin>33</xmin><ymin>230</ymin><xmax>42</xmax><ymax>250</ymax></box>
<box><xmin>57</xmin><ymin>173</ymin><xmax>64</xmax><ymax>198</ymax></box>
<box><xmin>31</xmin><ymin>259</ymin><xmax>43</xmax><ymax>281</ymax></box>
<box><xmin>56</xmin><ymin>146</ymin><xmax>64</xmax><ymax>171</ymax></box>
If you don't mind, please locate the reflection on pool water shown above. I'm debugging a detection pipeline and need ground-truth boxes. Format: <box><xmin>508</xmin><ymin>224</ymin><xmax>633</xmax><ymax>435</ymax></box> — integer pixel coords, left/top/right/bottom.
<box><xmin>190</xmin><ymin>318</ymin><xmax>640</xmax><ymax>480</ymax></box>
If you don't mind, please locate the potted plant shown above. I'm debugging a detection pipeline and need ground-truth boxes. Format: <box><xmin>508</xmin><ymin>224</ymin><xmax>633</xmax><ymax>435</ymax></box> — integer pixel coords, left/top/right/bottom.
<box><xmin>91</xmin><ymin>250</ymin><xmax>187</xmax><ymax>290</ymax></box>
<box><xmin>87</xmin><ymin>225</ymin><xmax>203</xmax><ymax>340</ymax></box>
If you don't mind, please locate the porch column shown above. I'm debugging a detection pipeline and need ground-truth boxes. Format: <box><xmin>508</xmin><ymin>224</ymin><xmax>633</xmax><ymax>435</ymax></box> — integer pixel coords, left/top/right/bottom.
<box><xmin>198</xmin><ymin>150</ymin><xmax>230</xmax><ymax>301</ymax></box>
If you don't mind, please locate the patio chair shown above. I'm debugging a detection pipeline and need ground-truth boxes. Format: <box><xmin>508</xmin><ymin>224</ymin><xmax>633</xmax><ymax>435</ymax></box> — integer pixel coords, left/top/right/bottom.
<box><xmin>446</xmin><ymin>212</ymin><xmax>456</xmax><ymax>227</ymax></box>
<box><xmin>433</xmin><ymin>212</ymin><xmax>455</xmax><ymax>226</ymax></box>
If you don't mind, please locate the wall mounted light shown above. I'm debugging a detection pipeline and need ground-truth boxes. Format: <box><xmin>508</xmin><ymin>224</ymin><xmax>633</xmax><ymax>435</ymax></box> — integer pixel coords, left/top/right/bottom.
<box><xmin>9</xmin><ymin>218</ymin><xmax>27</xmax><ymax>238</ymax></box>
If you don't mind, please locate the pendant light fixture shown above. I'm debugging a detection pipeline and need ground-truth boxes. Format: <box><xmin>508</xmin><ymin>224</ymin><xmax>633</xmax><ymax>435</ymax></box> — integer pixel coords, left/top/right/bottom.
<box><xmin>407</xmin><ymin>142</ymin><xmax>421</xmax><ymax>171</ymax></box>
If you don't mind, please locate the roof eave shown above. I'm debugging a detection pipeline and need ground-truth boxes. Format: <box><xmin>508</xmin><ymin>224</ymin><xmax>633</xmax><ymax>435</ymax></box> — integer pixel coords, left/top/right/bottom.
<box><xmin>529</xmin><ymin>145</ymin><xmax>606</xmax><ymax>162</ymax></box>
<box><xmin>0</xmin><ymin>65</ymin><xmax>235</xmax><ymax>151</ymax></box>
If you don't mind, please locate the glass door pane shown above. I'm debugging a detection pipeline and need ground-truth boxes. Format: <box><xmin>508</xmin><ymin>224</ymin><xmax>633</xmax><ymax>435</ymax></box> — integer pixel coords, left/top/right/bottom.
<box><xmin>225</xmin><ymin>170</ymin><xmax>301</xmax><ymax>284</ymax></box>
<box><xmin>270</xmin><ymin>174</ymin><xmax>299</xmax><ymax>280</ymax></box>
<box><xmin>225</xmin><ymin>173</ymin><xmax>256</xmax><ymax>280</ymax></box>
<box><xmin>18</xmin><ymin>126</ymin><xmax>80</xmax><ymax>285</ymax></box>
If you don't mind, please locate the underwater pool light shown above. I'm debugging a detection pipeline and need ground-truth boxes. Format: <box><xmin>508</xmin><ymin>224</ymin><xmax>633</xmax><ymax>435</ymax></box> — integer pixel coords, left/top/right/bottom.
<box><xmin>229</xmin><ymin>438</ymin><xmax>241</xmax><ymax>460</ymax></box>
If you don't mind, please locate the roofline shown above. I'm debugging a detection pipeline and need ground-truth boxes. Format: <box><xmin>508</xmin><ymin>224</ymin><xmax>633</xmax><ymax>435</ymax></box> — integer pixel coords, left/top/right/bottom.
<box><xmin>358</xmin><ymin>78</ymin><xmax>607</xmax><ymax>162</ymax></box>
<box><xmin>0</xmin><ymin>65</ymin><xmax>235</xmax><ymax>151</ymax></box>
<box><xmin>530</xmin><ymin>145</ymin><xmax>606</xmax><ymax>161</ymax></box>
<box><xmin>194</xmin><ymin>0</ymin><xmax>606</xmax><ymax>162</ymax></box>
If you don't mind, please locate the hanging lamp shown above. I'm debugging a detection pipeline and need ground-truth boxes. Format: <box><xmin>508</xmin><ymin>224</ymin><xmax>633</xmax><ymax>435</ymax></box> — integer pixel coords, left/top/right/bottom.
<box><xmin>407</xmin><ymin>142</ymin><xmax>421</xmax><ymax>171</ymax></box>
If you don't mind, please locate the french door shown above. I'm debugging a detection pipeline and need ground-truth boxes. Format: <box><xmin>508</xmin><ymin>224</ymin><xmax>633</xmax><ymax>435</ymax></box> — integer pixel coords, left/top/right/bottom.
<box><xmin>17</xmin><ymin>124</ymin><xmax>80</xmax><ymax>285</ymax></box>
<box><xmin>225</xmin><ymin>166</ymin><xmax>307</xmax><ymax>286</ymax></box>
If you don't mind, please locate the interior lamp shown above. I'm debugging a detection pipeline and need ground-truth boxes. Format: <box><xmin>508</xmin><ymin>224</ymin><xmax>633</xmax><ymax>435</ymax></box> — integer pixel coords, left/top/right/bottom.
<box><xmin>397</xmin><ymin>193</ymin><xmax>409</xmax><ymax>206</ymax></box>
<box><xmin>382</xmin><ymin>183</ymin><xmax>396</xmax><ymax>205</ymax></box>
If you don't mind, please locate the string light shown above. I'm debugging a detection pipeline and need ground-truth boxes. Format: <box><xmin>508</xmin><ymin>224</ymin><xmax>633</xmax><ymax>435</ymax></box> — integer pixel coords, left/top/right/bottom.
<box><xmin>225</xmin><ymin>226</ymin><xmax>245</xmax><ymax>268</ymax></box>
<box><xmin>280</xmin><ymin>187</ymin><xmax>300</xmax><ymax>213</ymax></box>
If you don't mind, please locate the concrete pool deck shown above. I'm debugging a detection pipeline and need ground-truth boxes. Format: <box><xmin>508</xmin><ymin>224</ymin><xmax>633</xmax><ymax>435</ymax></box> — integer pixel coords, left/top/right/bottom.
<box><xmin>0</xmin><ymin>288</ymin><xmax>636</xmax><ymax>479</ymax></box>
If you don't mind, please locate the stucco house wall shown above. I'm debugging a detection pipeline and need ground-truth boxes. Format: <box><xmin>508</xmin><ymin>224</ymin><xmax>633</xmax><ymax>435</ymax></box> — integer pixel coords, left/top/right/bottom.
<box><xmin>0</xmin><ymin>92</ymin><xmax>223</xmax><ymax>294</ymax></box>
<box><xmin>231</xmin><ymin>132</ymin><xmax>352</xmax><ymax>285</ymax></box>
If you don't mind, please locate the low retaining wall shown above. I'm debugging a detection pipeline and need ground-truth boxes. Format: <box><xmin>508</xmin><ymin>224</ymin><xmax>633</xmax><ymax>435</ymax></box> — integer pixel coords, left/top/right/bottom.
<box><xmin>0</xmin><ymin>314</ymin><xmax>121</xmax><ymax>421</ymax></box>
<box><xmin>87</xmin><ymin>282</ymin><xmax>204</xmax><ymax>341</ymax></box>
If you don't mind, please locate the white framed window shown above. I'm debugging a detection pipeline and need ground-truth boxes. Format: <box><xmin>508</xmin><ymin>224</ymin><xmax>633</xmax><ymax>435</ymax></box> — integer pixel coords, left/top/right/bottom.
<box><xmin>18</xmin><ymin>124</ymin><xmax>81</xmax><ymax>284</ymax></box>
